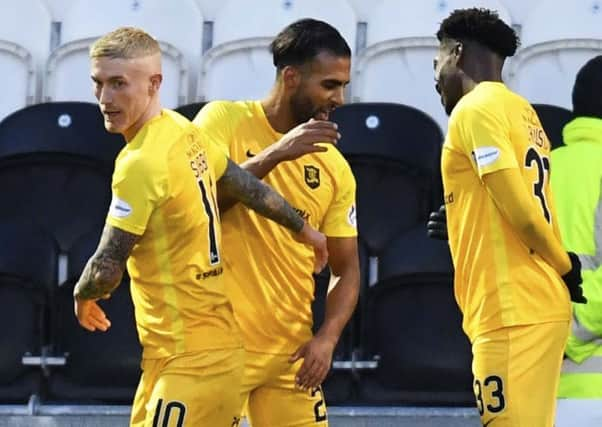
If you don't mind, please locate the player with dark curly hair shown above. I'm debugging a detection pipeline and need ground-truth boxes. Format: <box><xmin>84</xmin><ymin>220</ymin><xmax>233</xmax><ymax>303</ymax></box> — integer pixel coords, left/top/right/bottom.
<box><xmin>431</xmin><ymin>8</ymin><xmax>585</xmax><ymax>427</ymax></box>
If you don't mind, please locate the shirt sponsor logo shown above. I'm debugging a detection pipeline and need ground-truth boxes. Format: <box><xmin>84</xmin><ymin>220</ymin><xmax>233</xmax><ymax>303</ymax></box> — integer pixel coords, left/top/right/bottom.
<box><xmin>109</xmin><ymin>196</ymin><xmax>132</xmax><ymax>218</ymax></box>
<box><xmin>304</xmin><ymin>165</ymin><xmax>320</xmax><ymax>189</ymax></box>
<box><xmin>473</xmin><ymin>146</ymin><xmax>500</xmax><ymax>168</ymax></box>
<box><xmin>348</xmin><ymin>204</ymin><xmax>357</xmax><ymax>228</ymax></box>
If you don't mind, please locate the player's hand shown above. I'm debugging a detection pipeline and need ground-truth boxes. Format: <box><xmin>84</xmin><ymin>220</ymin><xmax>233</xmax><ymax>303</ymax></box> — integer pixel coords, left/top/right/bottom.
<box><xmin>74</xmin><ymin>297</ymin><xmax>111</xmax><ymax>332</ymax></box>
<box><xmin>289</xmin><ymin>335</ymin><xmax>335</xmax><ymax>390</ymax></box>
<box><xmin>562</xmin><ymin>252</ymin><xmax>587</xmax><ymax>304</ymax></box>
<box><xmin>270</xmin><ymin>119</ymin><xmax>340</xmax><ymax>162</ymax></box>
<box><xmin>294</xmin><ymin>223</ymin><xmax>328</xmax><ymax>273</ymax></box>
<box><xmin>427</xmin><ymin>204</ymin><xmax>448</xmax><ymax>240</ymax></box>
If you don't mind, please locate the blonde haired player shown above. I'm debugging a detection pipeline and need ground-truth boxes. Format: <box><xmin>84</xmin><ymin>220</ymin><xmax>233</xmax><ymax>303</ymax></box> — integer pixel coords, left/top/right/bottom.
<box><xmin>74</xmin><ymin>27</ymin><xmax>327</xmax><ymax>427</ymax></box>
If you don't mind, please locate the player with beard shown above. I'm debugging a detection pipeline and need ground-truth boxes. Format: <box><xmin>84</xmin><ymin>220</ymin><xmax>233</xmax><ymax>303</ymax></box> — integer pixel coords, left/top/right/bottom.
<box><xmin>193</xmin><ymin>19</ymin><xmax>359</xmax><ymax>426</ymax></box>
<box><xmin>433</xmin><ymin>8</ymin><xmax>585</xmax><ymax>426</ymax></box>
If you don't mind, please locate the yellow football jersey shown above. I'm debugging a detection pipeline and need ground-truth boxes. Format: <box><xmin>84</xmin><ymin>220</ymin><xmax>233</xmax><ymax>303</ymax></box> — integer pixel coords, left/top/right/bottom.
<box><xmin>106</xmin><ymin>109</ymin><xmax>241</xmax><ymax>359</ymax></box>
<box><xmin>441</xmin><ymin>82</ymin><xmax>571</xmax><ymax>342</ymax></box>
<box><xmin>194</xmin><ymin>100</ymin><xmax>357</xmax><ymax>354</ymax></box>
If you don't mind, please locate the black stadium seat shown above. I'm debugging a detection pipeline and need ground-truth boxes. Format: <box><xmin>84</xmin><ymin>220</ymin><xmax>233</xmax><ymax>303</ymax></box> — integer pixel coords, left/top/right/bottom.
<box><xmin>174</xmin><ymin>102</ymin><xmax>207</xmax><ymax>121</ymax></box>
<box><xmin>0</xmin><ymin>102</ymin><xmax>122</xmax><ymax>168</ymax></box>
<box><xmin>0</xmin><ymin>221</ymin><xmax>58</xmax><ymax>402</ymax></box>
<box><xmin>532</xmin><ymin>103</ymin><xmax>573</xmax><ymax>150</ymax></box>
<box><xmin>48</xmin><ymin>228</ymin><xmax>141</xmax><ymax>403</ymax></box>
<box><xmin>330</xmin><ymin>102</ymin><xmax>443</xmax><ymax>255</ymax></box>
<box><xmin>0</xmin><ymin>102</ymin><xmax>122</xmax><ymax>251</ymax></box>
<box><xmin>359</xmin><ymin>273</ymin><xmax>473</xmax><ymax>406</ymax></box>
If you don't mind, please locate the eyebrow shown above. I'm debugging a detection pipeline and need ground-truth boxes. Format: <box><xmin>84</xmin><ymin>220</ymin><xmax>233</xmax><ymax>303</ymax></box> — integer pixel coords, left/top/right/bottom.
<box><xmin>90</xmin><ymin>75</ymin><xmax>125</xmax><ymax>83</ymax></box>
<box><xmin>323</xmin><ymin>79</ymin><xmax>349</xmax><ymax>86</ymax></box>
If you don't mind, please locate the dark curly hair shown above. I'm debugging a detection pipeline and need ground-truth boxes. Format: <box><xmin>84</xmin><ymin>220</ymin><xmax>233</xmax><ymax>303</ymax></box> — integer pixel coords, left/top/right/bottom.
<box><xmin>270</xmin><ymin>19</ymin><xmax>351</xmax><ymax>71</ymax></box>
<box><xmin>572</xmin><ymin>55</ymin><xmax>602</xmax><ymax>118</ymax></box>
<box><xmin>436</xmin><ymin>8</ymin><xmax>519</xmax><ymax>58</ymax></box>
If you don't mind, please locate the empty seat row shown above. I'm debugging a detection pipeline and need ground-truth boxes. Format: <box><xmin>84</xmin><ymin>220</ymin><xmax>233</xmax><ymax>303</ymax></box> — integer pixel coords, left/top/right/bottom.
<box><xmin>1</xmin><ymin>0</ymin><xmax>600</xmax><ymax>126</ymax></box>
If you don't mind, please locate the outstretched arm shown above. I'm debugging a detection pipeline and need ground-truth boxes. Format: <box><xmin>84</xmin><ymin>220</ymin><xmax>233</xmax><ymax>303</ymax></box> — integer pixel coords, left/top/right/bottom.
<box><xmin>73</xmin><ymin>224</ymin><xmax>139</xmax><ymax>332</ymax></box>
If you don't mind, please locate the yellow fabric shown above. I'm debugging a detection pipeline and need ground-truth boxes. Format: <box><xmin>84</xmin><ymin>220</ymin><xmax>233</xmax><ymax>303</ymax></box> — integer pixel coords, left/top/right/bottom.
<box><xmin>130</xmin><ymin>348</ymin><xmax>245</xmax><ymax>427</ymax></box>
<box><xmin>471</xmin><ymin>321</ymin><xmax>569</xmax><ymax>426</ymax></box>
<box><xmin>240</xmin><ymin>352</ymin><xmax>328</xmax><ymax>427</ymax></box>
<box><xmin>194</xmin><ymin>100</ymin><xmax>357</xmax><ymax>354</ymax></box>
<box><xmin>441</xmin><ymin>82</ymin><xmax>571</xmax><ymax>341</ymax></box>
<box><xmin>107</xmin><ymin>109</ymin><xmax>240</xmax><ymax>359</ymax></box>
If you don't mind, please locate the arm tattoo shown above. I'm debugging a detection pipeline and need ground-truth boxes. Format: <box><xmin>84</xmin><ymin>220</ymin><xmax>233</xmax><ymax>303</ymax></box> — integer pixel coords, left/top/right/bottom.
<box><xmin>218</xmin><ymin>159</ymin><xmax>304</xmax><ymax>232</ymax></box>
<box><xmin>74</xmin><ymin>224</ymin><xmax>139</xmax><ymax>300</ymax></box>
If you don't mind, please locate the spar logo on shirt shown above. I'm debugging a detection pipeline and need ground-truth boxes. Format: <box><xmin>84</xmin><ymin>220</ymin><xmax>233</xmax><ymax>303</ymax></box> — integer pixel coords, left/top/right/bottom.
<box><xmin>109</xmin><ymin>195</ymin><xmax>132</xmax><ymax>219</ymax></box>
<box><xmin>472</xmin><ymin>146</ymin><xmax>500</xmax><ymax>169</ymax></box>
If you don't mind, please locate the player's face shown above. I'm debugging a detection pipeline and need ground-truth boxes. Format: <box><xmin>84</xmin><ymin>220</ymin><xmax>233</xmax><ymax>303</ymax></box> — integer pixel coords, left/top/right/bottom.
<box><xmin>434</xmin><ymin>40</ymin><xmax>464</xmax><ymax>116</ymax></box>
<box><xmin>90</xmin><ymin>56</ymin><xmax>155</xmax><ymax>139</ymax></box>
<box><xmin>289</xmin><ymin>51</ymin><xmax>350</xmax><ymax>125</ymax></box>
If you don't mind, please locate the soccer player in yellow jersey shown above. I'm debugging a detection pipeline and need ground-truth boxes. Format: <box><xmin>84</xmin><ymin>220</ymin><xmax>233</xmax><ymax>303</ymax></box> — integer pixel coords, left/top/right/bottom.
<box><xmin>72</xmin><ymin>27</ymin><xmax>328</xmax><ymax>427</ymax></box>
<box><xmin>432</xmin><ymin>8</ymin><xmax>586</xmax><ymax>427</ymax></box>
<box><xmin>194</xmin><ymin>19</ymin><xmax>359</xmax><ymax>426</ymax></box>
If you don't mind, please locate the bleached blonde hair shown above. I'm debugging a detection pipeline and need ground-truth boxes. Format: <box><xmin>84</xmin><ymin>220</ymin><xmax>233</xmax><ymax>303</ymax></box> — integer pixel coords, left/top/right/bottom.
<box><xmin>89</xmin><ymin>27</ymin><xmax>160</xmax><ymax>59</ymax></box>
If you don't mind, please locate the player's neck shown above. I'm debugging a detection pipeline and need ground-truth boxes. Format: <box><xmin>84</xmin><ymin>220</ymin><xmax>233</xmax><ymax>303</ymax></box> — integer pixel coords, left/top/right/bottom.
<box><xmin>123</xmin><ymin>99</ymin><xmax>162</xmax><ymax>142</ymax></box>
<box><xmin>261</xmin><ymin>90</ymin><xmax>296</xmax><ymax>134</ymax></box>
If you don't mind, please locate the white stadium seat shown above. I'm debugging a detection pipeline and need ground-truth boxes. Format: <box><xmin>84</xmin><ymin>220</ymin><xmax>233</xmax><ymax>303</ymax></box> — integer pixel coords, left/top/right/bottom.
<box><xmin>0</xmin><ymin>0</ymin><xmax>50</xmax><ymax>119</ymax></box>
<box><xmin>355</xmin><ymin>0</ymin><xmax>512</xmax><ymax>133</ymax></box>
<box><xmin>44</xmin><ymin>0</ymin><xmax>202</xmax><ymax>107</ymax></box>
<box><xmin>508</xmin><ymin>0</ymin><xmax>602</xmax><ymax>108</ymax></box>
<box><xmin>198</xmin><ymin>0</ymin><xmax>356</xmax><ymax>101</ymax></box>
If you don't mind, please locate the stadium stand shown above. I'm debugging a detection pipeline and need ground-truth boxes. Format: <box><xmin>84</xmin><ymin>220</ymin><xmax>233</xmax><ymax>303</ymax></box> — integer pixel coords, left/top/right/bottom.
<box><xmin>197</xmin><ymin>0</ymin><xmax>356</xmax><ymax>101</ymax></box>
<box><xmin>47</xmin><ymin>228</ymin><xmax>141</xmax><ymax>404</ymax></box>
<box><xmin>0</xmin><ymin>221</ymin><xmax>57</xmax><ymax>403</ymax></box>
<box><xmin>508</xmin><ymin>0</ymin><xmax>602</xmax><ymax>108</ymax></box>
<box><xmin>0</xmin><ymin>0</ymin><xmax>50</xmax><ymax>120</ymax></box>
<box><xmin>532</xmin><ymin>103</ymin><xmax>574</xmax><ymax>150</ymax></box>
<box><xmin>354</xmin><ymin>0</ymin><xmax>512</xmax><ymax>133</ymax></box>
<box><xmin>0</xmin><ymin>102</ymin><xmax>122</xmax><ymax>252</ymax></box>
<box><xmin>43</xmin><ymin>0</ymin><xmax>197</xmax><ymax>107</ymax></box>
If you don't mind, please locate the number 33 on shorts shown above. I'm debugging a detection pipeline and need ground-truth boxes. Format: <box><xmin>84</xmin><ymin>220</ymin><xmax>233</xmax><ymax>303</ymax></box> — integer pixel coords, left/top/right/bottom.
<box><xmin>474</xmin><ymin>375</ymin><xmax>506</xmax><ymax>417</ymax></box>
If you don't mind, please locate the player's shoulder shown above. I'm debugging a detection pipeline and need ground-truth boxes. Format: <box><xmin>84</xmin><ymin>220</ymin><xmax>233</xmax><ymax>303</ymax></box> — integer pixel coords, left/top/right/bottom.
<box><xmin>315</xmin><ymin>144</ymin><xmax>355</xmax><ymax>182</ymax></box>
<box><xmin>195</xmin><ymin>100</ymin><xmax>253</xmax><ymax>122</ymax></box>
<box><xmin>451</xmin><ymin>83</ymin><xmax>516</xmax><ymax>124</ymax></box>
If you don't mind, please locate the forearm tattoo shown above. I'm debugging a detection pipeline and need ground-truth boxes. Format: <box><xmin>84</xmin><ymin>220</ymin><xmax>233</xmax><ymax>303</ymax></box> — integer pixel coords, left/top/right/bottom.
<box><xmin>219</xmin><ymin>159</ymin><xmax>304</xmax><ymax>232</ymax></box>
<box><xmin>74</xmin><ymin>224</ymin><xmax>139</xmax><ymax>299</ymax></box>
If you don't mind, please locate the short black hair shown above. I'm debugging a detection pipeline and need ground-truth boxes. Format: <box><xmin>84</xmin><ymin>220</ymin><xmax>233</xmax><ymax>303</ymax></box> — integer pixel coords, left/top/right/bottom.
<box><xmin>436</xmin><ymin>8</ymin><xmax>519</xmax><ymax>58</ymax></box>
<box><xmin>572</xmin><ymin>55</ymin><xmax>602</xmax><ymax>118</ymax></box>
<box><xmin>270</xmin><ymin>18</ymin><xmax>351</xmax><ymax>71</ymax></box>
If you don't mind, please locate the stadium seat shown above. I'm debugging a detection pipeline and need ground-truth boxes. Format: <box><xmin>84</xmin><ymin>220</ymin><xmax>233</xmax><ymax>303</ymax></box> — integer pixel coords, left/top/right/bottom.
<box><xmin>0</xmin><ymin>102</ymin><xmax>121</xmax><ymax>251</ymax></box>
<box><xmin>0</xmin><ymin>0</ymin><xmax>50</xmax><ymax>119</ymax></box>
<box><xmin>532</xmin><ymin>103</ymin><xmax>573</xmax><ymax>150</ymax></box>
<box><xmin>0</xmin><ymin>42</ymin><xmax>35</xmax><ymax>122</ymax></box>
<box><xmin>312</xmin><ymin>267</ymin><xmax>356</xmax><ymax>404</ymax></box>
<box><xmin>0</xmin><ymin>221</ymin><xmax>58</xmax><ymax>402</ymax></box>
<box><xmin>355</xmin><ymin>0</ymin><xmax>512</xmax><ymax>132</ymax></box>
<box><xmin>48</xmin><ymin>227</ymin><xmax>141</xmax><ymax>403</ymax></box>
<box><xmin>378</xmin><ymin>225</ymin><xmax>453</xmax><ymax>283</ymax></box>
<box><xmin>174</xmin><ymin>101</ymin><xmax>208</xmax><ymax>121</ymax></box>
<box><xmin>358</xmin><ymin>272</ymin><xmax>473</xmax><ymax>405</ymax></box>
<box><xmin>198</xmin><ymin>0</ymin><xmax>356</xmax><ymax>101</ymax></box>
<box><xmin>508</xmin><ymin>0</ymin><xmax>602</xmax><ymax>108</ymax></box>
<box><xmin>0</xmin><ymin>102</ymin><xmax>122</xmax><ymax>167</ymax></box>
<box><xmin>44</xmin><ymin>0</ymin><xmax>198</xmax><ymax>107</ymax></box>
<box><xmin>330</xmin><ymin>102</ymin><xmax>444</xmax><ymax>255</ymax></box>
